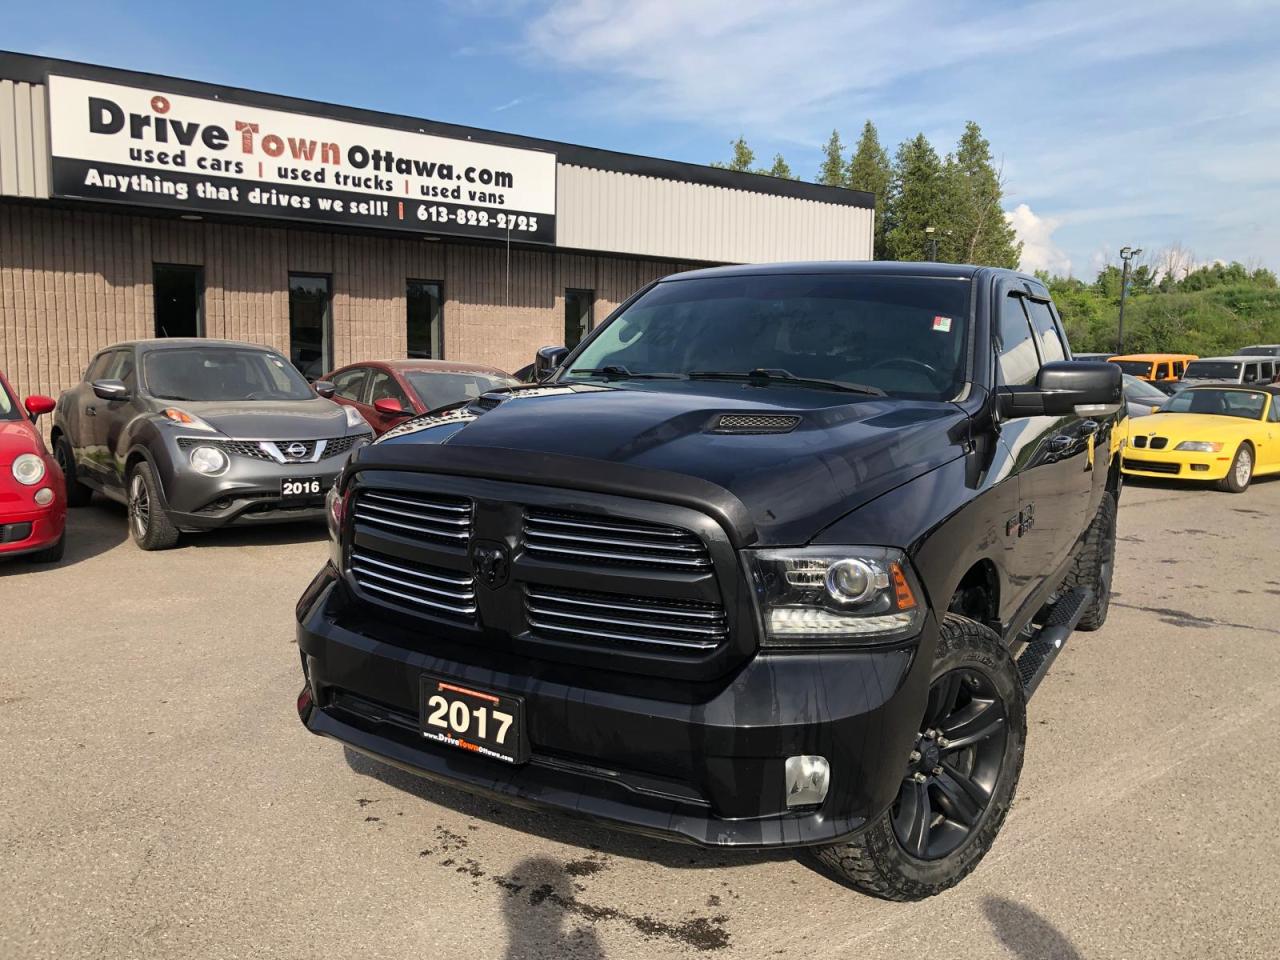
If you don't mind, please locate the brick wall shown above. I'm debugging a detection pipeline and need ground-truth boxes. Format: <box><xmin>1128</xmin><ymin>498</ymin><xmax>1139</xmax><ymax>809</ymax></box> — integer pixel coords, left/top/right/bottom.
<box><xmin>0</xmin><ymin>201</ymin><xmax>702</xmax><ymax>404</ymax></box>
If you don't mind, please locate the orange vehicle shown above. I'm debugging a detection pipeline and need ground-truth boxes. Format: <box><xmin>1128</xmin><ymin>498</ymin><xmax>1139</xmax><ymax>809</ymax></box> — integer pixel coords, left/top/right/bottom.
<box><xmin>1107</xmin><ymin>353</ymin><xmax>1198</xmax><ymax>389</ymax></box>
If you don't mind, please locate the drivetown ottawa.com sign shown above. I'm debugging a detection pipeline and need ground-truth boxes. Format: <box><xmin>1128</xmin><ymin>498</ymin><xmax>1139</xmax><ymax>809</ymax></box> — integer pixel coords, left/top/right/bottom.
<box><xmin>45</xmin><ymin>74</ymin><xmax>557</xmax><ymax>244</ymax></box>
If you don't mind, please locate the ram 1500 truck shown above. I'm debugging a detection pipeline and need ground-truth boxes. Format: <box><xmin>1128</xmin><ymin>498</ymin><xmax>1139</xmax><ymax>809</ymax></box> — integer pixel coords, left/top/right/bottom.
<box><xmin>296</xmin><ymin>262</ymin><xmax>1124</xmax><ymax>900</ymax></box>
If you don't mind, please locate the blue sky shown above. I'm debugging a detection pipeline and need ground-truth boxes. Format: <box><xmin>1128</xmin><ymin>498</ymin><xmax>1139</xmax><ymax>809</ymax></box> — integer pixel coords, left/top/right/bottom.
<box><xmin>7</xmin><ymin>0</ymin><xmax>1279</xmax><ymax>278</ymax></box>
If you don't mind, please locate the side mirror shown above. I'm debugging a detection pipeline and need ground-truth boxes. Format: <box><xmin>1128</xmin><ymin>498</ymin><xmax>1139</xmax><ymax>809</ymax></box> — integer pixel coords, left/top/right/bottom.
<box><xmin>534</xmin><ymin>345</ymin><xmax>570</xmax><ymax>382</ymax></box>
<box><xmin>313</xmin><ymin>380</ymin><xmax>337</xmax><ymax>399</ymax></box>
<box><xmin>373</xmin><ymin>397</ymin><xmax>411</xmax><ymax>418</ymax></box>
<box><xmin>999</xmin><ymin>361</ymin><xmax>1122</xmax><ymax>419</ymax></box>
<box><xmin>24</xmin><ymin>395</ymin><xmax>56</xmax><ymax>420</ymax></box>
<box><xmin>91</xmin><ymin>378</ymin><xmax>129</xmax><ymax>401</ymax></box>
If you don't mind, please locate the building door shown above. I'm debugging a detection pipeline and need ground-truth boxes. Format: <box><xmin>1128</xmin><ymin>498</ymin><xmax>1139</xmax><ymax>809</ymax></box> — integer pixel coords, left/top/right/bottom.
<box><xmin>289</xmin><ymin>274</ymin><xmax>332</xmax><ymax>380</ymax></box>
<box><xmin>565</xmin><ymin>289</ymin><xmax>594</xmax><ymax>349</ymax></box>
<box><xmin>153</xmin><ymin>264</ymin><xmax>204</xmax><ymax>338</ymax></box>
<box><xmin>407</xmin><ymin>280</ymin><xmax>443</xmax><ymax>358</ymax></box>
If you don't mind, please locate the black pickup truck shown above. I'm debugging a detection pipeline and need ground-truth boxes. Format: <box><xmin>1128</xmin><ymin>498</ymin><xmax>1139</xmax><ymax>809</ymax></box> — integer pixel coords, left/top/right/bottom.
<box><xmin>296</xmin><ymin>261</ymin><xmax>1123</xmax><ymax>900</ymax></box>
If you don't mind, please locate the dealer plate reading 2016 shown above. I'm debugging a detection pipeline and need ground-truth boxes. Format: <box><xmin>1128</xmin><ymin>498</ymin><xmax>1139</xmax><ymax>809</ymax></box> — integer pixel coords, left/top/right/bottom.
<box><xmin>281</xmin><ymin>477</ymin><xmax>322</xmax><ymax>498</ymax></box>
<box><xmin>420</xmin><ymin>675</ymin><xmax>526</xmax><ymax>764</ymax></box>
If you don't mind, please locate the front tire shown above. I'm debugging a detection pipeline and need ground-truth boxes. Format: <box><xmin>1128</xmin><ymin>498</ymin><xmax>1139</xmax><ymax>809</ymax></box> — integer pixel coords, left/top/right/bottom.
<box><xmin>812</xmin><ymin>615</ymin><xmax>1026</xmax><ymax>901</ymax></box>
<box><xmin>127</xmin><ymin>462</ymin><xmax>180</xmax><ymax>551</ymax></box>
<box><xmin>1060</xmin><ymin>494</ymin><xmax>1116</xmax><ymax>631</ymax></box>
<box><xmin>54</xmin><ymin>435</ymin><xmax>92</xmax><ymax>508</ymax></box>
<box><xmin>1218</xmin><ymin>443</ymin><xmax>1253</xmax><ymax>493</ymax></box>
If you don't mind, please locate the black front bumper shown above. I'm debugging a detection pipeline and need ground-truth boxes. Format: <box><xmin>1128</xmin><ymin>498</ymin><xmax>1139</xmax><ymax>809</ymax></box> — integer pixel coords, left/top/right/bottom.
<box><xmin>297</xmin><ymin>566</ymin><xmax>934</xmax><ymax>849</ymax></box>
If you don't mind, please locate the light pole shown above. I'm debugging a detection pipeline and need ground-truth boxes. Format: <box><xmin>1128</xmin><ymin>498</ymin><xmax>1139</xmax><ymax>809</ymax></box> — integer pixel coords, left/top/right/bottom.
<box><xmin>925</xmin><ymin>226</ymin><xmax>937</xmax><ymax>262</ymax></box>
<box><xmin>1117</xmin><ymin>246</ymin><xmax>1143</xmax><ymax>354</ymax></box>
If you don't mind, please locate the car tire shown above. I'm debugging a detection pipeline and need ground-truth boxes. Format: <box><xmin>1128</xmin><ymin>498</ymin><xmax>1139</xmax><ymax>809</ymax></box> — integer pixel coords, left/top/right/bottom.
<box><xmin>28</xmin><ymin>533</ymin><xmax>65</xmax><ymax>564</ymax></box>
<box><xmin>810</xmin><ymin>614</ymin><xmax>1026</xmax><ymax>901</ymax></box>
<box><xmin>127</xmin><ymin>461</ymin><xmax>180</xmax><ymax>551</ymax></box>
<box><xmin>1060</xmin><ymin>493</ymin><xmax>1117</xmax><ymax>631</ymax></box>
<box><xmin>54</xmin><ymin>435</ymin><xmax>93</xmax><ymax>508</ymax></box>
<box><xmin>1218</xmin><ymin>443</ymin><xmax>1253</xmax><ymax>493</ymax></box>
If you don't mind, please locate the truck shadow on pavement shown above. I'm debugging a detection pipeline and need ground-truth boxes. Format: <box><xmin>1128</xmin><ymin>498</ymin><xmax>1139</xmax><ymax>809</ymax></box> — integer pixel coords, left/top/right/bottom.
<box><xmin>343</xmin><ymin>746</ymin><xmax>792</xmax><ymax>872</ymax></box>
<box><xmin>983</xmin><ymin>896</ymin><xmax>1084</xmax><ymax>960</ymax></box>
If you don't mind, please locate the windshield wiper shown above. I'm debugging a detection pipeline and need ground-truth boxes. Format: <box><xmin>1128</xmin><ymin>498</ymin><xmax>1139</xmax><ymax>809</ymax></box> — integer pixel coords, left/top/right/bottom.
<box><xmin>568</xmin><ymin>365</ymin><xmax>684</xmax><ymax>381</ymax></box>
<box><xmin>688</xmin><ymin>368</ymin><xmax>885</xmax><ymax>396</ymax></box>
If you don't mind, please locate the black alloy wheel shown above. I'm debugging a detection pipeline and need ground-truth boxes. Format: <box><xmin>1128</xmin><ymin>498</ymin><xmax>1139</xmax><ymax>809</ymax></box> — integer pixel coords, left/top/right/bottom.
<box><xmin>892</xmin><ymin>667</ymin><xmax>1008</xmax><ymax>861</ymax></box>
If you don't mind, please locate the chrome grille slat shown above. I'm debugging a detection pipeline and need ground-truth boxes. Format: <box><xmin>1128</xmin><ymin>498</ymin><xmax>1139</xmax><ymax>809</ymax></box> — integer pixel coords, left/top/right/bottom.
<box><xmin>356</xmin><ymin>501</ymin><xmax>471</xmax><ymax>526</ymax></box>
<box><xmin>352</xmin><ymin>489</ymin><xmax>473</xmax><ymax>544</ymax></box>
<box><xmin>526</xmin><ymin>585</ymin><xmax>727</xmax><ymax>653</ymax></box>
<box><xmin>349</xmin><ymin>546</ymin><xmax>476</xmax><ymax>620</ymax></box>
<box><xmin>524</xmin><ymin>510</ymin><xmax>711</xmax><ymax>571</ymax></box>
<box><xmin>360</xmin><ymin>491</ymin><xmax>471</xmax><ymax>515</ymax></box>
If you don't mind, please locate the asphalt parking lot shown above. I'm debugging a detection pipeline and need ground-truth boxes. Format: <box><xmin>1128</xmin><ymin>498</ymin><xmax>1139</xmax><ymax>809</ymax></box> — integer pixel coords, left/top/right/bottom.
<box><xmin>3</xmin><ymin>478</ymin><xmax>1278</xmax><ymax>960</ymax></box>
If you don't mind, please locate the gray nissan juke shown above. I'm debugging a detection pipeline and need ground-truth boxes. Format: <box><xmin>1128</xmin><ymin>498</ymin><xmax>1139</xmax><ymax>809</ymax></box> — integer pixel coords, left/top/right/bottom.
<box><xmin>51</xmin><ymin>338</ymin><xmax>372</xmax><ymax>550</ymax></box>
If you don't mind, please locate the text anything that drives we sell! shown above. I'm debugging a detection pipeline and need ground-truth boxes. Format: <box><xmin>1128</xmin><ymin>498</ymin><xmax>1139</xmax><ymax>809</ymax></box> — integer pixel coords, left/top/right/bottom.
<box><xmin>45</xmin><ymin>75</ymin><xmax>557</xmax><ymax>243</ymax></box>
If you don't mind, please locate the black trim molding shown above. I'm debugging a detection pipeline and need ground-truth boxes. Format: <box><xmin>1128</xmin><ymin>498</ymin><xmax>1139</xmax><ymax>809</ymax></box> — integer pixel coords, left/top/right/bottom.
<box><xmin>1</xmin><ymin>50</ymin><xmax>874</xmax><ymax>210</ymax></box>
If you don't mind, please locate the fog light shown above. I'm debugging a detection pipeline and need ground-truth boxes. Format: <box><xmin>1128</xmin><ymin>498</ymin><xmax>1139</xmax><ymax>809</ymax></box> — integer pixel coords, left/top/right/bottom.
<box><xmin>784</xmin><ymin>755</ymin><xmax>830</xmax><ymax>808</ymax></box>
<box><xmin>34</xmin><ymin>487</ymin><xmax>54</xmax><ymax>506</ymax></box>
<box><xmin>1190</xmin><ymin>463</ymin><xmax>1210</xmax><ymax>472</ymax></box>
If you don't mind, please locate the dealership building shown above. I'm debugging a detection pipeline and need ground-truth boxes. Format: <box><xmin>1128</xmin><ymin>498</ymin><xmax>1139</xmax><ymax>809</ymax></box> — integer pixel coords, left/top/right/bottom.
<box><xmin>0</xmin><ymin>51</ymin><xmax>873</xmax><ymax>402</ymax></box>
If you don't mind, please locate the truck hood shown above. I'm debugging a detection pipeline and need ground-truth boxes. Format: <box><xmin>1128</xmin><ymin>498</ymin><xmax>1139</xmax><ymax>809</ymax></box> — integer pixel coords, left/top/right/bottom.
<box><xmin>373</xmin><ymin>382</ymin><xmax>969</xmax><ymax>544</ymax></box>
<box><xmin>175</xmin><ymin>397</ymin><xmax>353</xmax><ymax>440</ymax></box>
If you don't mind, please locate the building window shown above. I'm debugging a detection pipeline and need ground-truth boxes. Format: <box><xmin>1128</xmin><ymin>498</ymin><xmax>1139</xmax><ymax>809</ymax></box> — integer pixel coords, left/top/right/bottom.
<box><xmin>407</xmin><ymin>280</ymin><xmax>443</xmax><ymax>359</ymax></box>
<box><xmin>565</xmin><ymin>289</ymin><xmax>594</xmax><ymax>349</ymax></box>
<box><xmin>153</xmin><ymin>264</ymin><xmax>204</xmax><ymax>338</ymax></box>
<box><xmin>289</xmin><ymin>273</ymin><xmax>332</xmax><ymax>380</ymax></box>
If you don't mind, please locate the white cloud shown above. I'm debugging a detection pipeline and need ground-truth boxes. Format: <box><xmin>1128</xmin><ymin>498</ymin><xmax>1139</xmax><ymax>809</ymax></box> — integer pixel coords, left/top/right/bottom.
<box><xmin>1007</xmin><ymin>204</ymin><xmax>1071</xmax><ymax>277</ymax></box>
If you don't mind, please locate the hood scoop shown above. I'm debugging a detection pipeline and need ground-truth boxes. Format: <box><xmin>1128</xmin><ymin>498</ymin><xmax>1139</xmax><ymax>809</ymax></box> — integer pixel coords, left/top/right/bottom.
<box><xmin>711</xmin><ymin>413</ymin><xmax>801</xmax><ymax>434</ymax></box>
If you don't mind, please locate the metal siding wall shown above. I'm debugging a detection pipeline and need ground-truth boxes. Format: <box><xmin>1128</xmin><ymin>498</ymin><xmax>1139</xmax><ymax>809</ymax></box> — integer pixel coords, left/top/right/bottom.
<box><xmin>0</xmin><ymin>80</ymin><xmax>50</xmax><ymax>200</ymax></box>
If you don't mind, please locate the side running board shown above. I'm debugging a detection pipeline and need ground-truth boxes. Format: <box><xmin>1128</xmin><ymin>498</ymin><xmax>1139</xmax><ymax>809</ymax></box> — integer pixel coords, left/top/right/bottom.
<box><xmin>1016</xmin><ymin>588</ymin><xmax>1091</xmax><ymax>699</ymax></box>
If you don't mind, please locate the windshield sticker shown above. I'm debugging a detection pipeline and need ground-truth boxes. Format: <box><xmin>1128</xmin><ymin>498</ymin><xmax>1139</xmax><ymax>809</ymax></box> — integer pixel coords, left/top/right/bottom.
<box><xmin>932</xmin><ymin>316</ymin><xmax>953</xmax><ymax>333</ymax></box>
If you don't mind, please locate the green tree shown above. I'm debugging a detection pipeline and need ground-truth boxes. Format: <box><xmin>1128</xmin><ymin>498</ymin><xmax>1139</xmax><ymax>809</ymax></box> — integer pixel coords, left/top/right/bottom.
<box><xmin>846</xmin><ymin>121</ymin><xmax>891</xmax><ymax>259</ymax></box>
<box><xmin>711</xmin><ymin>136</ymin><xmax>756</xmax><ymax>173</ymax></box>
<box><xmin>884</xmin><ymin>133</ymin><xmax>950</xmax><ymax>261</ymax></box>
<box><xmin>767</xmin><ymin>153</ymin><xmax>794</xmax><ymax>179</ymax></box>
<box><xmin>946</xmin><ymin>121</ymin><xmax>1021</xmax><ymax>268</ymax></box>
<box><xmin>816</xmin><ymin>130</ymin><xmax>846</xmax><ymax>187</ymax></box>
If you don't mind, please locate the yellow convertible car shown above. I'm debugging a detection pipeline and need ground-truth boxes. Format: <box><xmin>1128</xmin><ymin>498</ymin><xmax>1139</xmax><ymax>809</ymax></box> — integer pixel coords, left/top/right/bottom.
<box><xmin>1122</xmin><ymin>384</ymin><xmax>1280</xmax><ymax>491</ymax></box>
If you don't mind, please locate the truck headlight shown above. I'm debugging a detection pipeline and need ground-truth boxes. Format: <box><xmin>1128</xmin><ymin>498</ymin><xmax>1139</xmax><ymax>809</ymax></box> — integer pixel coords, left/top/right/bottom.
<box><xmin>12</xmin><ymin>453</ymin><xmax>45</xmax><ymax>485</ymax></box>
<box><xmin>746</xmin><ymin>547</ymin><xmax>925</xmax><ymax>647</ymax></box>
<box><xmin>1174</xmin><ymin>440</ymin><xmax>1222</xmax><ymax>452</ymax></box>
<box><xmin>189</xmin><ymin>445</ymin><xmax>229</xmax><ymax>475</ymax></box>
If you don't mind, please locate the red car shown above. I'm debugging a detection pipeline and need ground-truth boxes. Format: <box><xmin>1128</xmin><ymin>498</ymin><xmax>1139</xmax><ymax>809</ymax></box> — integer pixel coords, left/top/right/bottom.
<box><xmin>321</xmin><ymin>359</ymin><xmax>520</xmax><ymax>435</ymax></box>
<box><xmin>1</xmin><ymin>371</ymin><xmax>65</xmax><ymax>562</ymax></box>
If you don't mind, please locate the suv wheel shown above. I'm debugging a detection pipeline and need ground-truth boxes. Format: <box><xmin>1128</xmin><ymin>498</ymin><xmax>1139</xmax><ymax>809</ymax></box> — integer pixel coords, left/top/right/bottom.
<box><xmin>1219</xmin><ymin>443</ymin><xmax>1253</xmax><ymax>493</ymax></box>
<box><xmin>811</xmin><ymin>615</ymin><xmax>1026</xmax><ymax>901</ymax></box>
<box><xmin>127</xmin><ymin>462</ymin><xmax>180</xmax><ymax>551</ymax></box>
<box><xmin>54</xmin><ymin>435</ymin><xmax>93</xmax><ymax>507</ymax></box>
<box><xmin>1060</xmin><ymin>493</ymin><xmax>1117</xmax><ymax>631</ymax></box>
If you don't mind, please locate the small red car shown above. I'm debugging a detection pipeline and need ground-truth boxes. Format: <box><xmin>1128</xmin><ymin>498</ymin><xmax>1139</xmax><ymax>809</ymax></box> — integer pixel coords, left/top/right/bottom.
<box><xmin>320</xmin><ymin>359</ymin><xmax>520</xmax><ymax>435</ymax></box>
<box><xmin>1</xmin><ymin>371</ymin><xmax>66</xmax><ymax>562</ymax></box>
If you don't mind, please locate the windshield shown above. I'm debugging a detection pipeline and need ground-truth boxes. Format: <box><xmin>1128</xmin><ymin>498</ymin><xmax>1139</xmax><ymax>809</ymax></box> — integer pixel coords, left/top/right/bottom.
<box><xmin>144</xmin><ymin>348</ymin><xmax>314</xmax><ymax>402</ymax></box>
<box><xmin>1109</xmin><ymin>360</ymin><xmax>1153</xmax><ymax>376</ymax></box>
<box><xmin>0</xmin><ymin>379</ymin><xmax>17</xmax><ymax>420</ymax></box>
<box><xmin>1183</xmin><ymin>361</ymin><xmax>1241</xmax><ymax>380</ymax></box>
<box><xmin>562</xmin><ymin>274</ymin><xmax>972</xmax><ymax>400</ymax></box>
<box><xmin>1123</xmin><ymin>375</ymin><xmax>1167</xmax><ymax>402</ymax></box>
<box><xmin>1160</xmin><ymin>388</ymin><xmax>1266</xmax><ymax>419</ymax></box>
<box><xmin>404</xmin><ymin>371</ymin><xmax>520</xmax><ymax>410</ymax></box>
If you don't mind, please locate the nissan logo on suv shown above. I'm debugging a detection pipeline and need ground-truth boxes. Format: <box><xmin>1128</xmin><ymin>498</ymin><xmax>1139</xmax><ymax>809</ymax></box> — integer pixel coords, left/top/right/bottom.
<box><xmin>285</xmin><ymin>442</ymin><xmax>308</xmax><ymax>459</ymax></box>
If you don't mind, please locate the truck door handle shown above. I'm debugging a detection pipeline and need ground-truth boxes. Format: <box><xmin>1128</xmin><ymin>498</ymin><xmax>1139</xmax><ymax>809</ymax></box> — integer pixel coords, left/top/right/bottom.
<box><xmin>1079</xmin><ymin>420</ymin><xmax>1099</xmax><ymax>436</ymax></box>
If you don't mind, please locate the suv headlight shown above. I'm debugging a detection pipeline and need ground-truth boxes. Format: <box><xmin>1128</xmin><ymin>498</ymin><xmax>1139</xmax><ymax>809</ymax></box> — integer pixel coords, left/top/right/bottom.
<box><xmin>343</xmin><ymin>405</ymin><xmax>368</xmax><ymax>430</ymax></box>
<box><xmin>1174</xmin><ymin>440</ymin><xmax>1222</xmax><ymax>452</ymax></box>
<box><xmin>189</xmin><ymin>445</ymin><xmax>229</xmax><ymax>475</ymax></box>
<box><xmin>746</xmin><ymin>546</ymin><xmax>925</xmax><ymax>647</ymax></box>
<box><xmin>12</xmin><ymin>453</ymin><xmax>46</xmax><ymax>486</ymax></box>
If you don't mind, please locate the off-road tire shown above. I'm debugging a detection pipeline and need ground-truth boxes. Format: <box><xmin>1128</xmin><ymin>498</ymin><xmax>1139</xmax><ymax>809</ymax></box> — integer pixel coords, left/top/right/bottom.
<box><xmin>1218</xmin><ymin>443</ymin><xmax>1253</xmax><ymax>493</ymax></box>
<box><xmin>28</xmin><ymin>533</ymin><xmax>65</xmax><ymax>563</ymax></box>
<box><xmin>127</xmin><ymin>461</ymin><xmax>180</xmax><ymax>551</ymax></box>
<box><xmin>54</xmin><ymin>435</ymin><xmax>92</xmax><ymax>507</ymax></box>
<box><xmin>811</xmin><ymin>615</ymin><xmax>1026</xmax><ymax>901</ymax></box>
<box><xmin>1060</xmin><ymin>493</ymin><xmax>1116</xmax><ymax>631</ymax></box>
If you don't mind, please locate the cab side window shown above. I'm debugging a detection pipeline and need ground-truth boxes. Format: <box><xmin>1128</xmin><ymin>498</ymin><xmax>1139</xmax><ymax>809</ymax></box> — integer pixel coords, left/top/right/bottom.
<box><xmin>1172</xmin><ymin>361</ymin><xmax>1186</xmax><ymax>378</ymax></box>
<box><xmin>331</xmin><ymin>368</ymin><xmax>368</xmax><ymax>401</ymax></box>
<box><xmin>1243</xmin><ymin>363</ymin><xmax>1259</xmax><ymax>383</ymax></box>
<box><xmin>84</xmin><ymin>352</ymin><xmax>114</xmax><ymax>382</ymax></box>
<box><xmin>367</xmin><ymin>370</ymin><xmax>409</xmax><ymax>407</ymax></box>
<box><xmin>998</xmin><ymin>295</ymin><xmax>1040</xmax><ymax>386</ymax></box>
<box><xmin>107</xmin><ymin>352</ymin><xmax>136</xmax><ymax>392</ymax></box>
<box><xmin>1156</xmin><ymin>362</ymin><xmax>1171</xmax><ymax>380</ymax></box>
<box><xmin>1023</xmin><ymin>298</ymin><xmax>1066</xmax><ymax>364</ymax></box>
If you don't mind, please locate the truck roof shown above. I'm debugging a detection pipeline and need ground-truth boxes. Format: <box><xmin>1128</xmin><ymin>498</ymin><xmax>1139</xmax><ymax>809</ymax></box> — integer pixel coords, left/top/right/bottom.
<box><xmin>665</xmin><ymin>261</ymin><xmax>1013</xmax><ymax>283</ymax></box>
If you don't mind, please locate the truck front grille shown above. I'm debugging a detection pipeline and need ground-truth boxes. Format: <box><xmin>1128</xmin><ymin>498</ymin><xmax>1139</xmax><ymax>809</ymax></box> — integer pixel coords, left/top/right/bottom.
<box><xmin>523</xmin><ymin>510</ymin><xmax>711</xmax><ymax>571</ymax></box>
<box><xmin>525</xmin><ymin>585</ymin><xmax>727</xmax><ymax>652</ymax></box>
<box><xmin>349</xmin><ymin>547</ymin><xmax>477</xmax><ymax>621</ymax></box>
<box><xmin>352</xmin><ymin>489</ymin><xmax>473</xmax><ymax>543</ymax></box>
